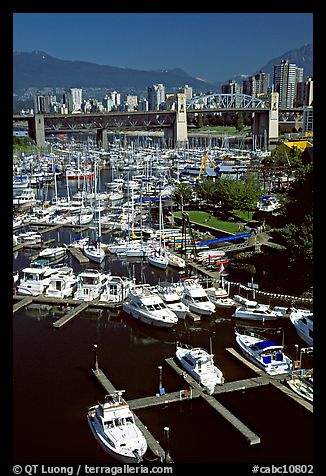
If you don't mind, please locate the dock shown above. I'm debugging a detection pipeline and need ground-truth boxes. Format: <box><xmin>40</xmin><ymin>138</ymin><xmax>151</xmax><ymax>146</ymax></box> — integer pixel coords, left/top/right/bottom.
<box><xmin>68</xmin><ymin>246</ymin><xmax>90</xmax><ymax>263</ymax></box>
<box><xmin>91</xmin><ymin>366</ymin><xmax>167</xmax><ymax>461</ymax></box>
<box><xmin>165</xmin><ymin>357</ymin><xmax>261</xmax><ymax>445</ymax></box>
<box><xmin>13</xmin><ymin>296</ymin><xmax>34</xmax><ymax>313</ymax></box>
<box><xmin>53</xmin><ymin>302</ymin><xmax>89</xmax><ymax>328</ymax></box>
<box><xmin>226</xmin><ymin>348</ymin><xmax>313</xmax><ymax>413</ymax></box>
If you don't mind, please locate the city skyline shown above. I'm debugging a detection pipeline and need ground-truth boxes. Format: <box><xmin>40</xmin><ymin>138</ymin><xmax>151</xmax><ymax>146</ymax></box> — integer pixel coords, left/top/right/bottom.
<box><xmin>13</xmin><ymin>13</ymin><xmax>313</xmax><ymax>83</ymax></box>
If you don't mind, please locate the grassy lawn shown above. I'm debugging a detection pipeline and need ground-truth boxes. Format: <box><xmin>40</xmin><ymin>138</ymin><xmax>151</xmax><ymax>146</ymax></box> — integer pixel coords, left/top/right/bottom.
<box><xmin>174</xmin><ymin>210</ymin><xmax>250</xmax><ymax>234</ymax></box>
<box><xmin>188</xmin><ymin>126</ymin><xmax>252</xmax><ymax>136</ymax></box>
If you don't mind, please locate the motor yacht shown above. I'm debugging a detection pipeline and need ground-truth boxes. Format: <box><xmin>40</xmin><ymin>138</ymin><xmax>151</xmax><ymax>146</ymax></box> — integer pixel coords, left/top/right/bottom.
<box><xmin>73</xmin><ymin>269</ymin><xmax>108</xmax><ymax>301</ymax></box>
<box><xmin>235</xmin><ymin>329</ymin><xmax>293</xmax><ymax>376</ymax></box>
<box><xmin>175</xmin><ymin>341</ymin><xmax>224</xmax><ymax>394</ymax></box>
<box><xmin>176</xmin><ymin>278</ymin><xmax>216</xmax><ymax>316</ymax></box>
<box><xmin>154</xmin><ymin>282</ymin><xmax>189</xmax><ymax>319</ymax></box>
<box><xmin>16</xmin><ymin>261</ymin><xmax>58</xmax><ymax>296</ymax></box>
<box><xmin>45</xmin><ymin>266</ymin><xmax>78</xmax><ymax>298</ymax></box>
<box><xmin>289</xmin><ymin>308</ymin><xmax>313</xmax><ymax>347</ymax></box>
<box><xmin>87</xmin><ymin>391</ymin><xmax>147</xmax><ymax>463</ymax></box>
<box><xmin>123</xmin><ymin>284</ymin><xmax>178</xmax><ymax>327</ymax></box>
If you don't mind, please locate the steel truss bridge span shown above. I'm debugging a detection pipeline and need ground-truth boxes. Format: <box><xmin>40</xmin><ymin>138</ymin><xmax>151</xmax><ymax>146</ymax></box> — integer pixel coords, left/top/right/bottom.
<box><xmin>187</xmin><ymin>93</ymin><xmax>268</xmax><ymax>111</ymax></box>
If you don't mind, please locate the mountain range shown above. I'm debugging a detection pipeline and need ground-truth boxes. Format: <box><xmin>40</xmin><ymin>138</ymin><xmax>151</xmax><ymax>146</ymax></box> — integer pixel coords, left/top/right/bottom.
<box><xmin>13</xmin><ymin>43</ymin><xmax>312</xmax><ymax>98</ymax></box>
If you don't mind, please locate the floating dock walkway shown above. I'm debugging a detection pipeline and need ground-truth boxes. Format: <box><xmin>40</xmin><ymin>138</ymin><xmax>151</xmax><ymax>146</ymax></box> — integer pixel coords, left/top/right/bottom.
<box><xmin>91</xmin><ymin>365</ymin><xmax>167</xmax><ymax>462</ymax></box>
<box><xmin>226</xmin><ymin>348</ymin><xmax>313</xmax><ymax>413</ymax></box>
<box><xmin>165</xmin><ymin>357</ymin><xmax>262</xmax><ymax>445</ymax></box>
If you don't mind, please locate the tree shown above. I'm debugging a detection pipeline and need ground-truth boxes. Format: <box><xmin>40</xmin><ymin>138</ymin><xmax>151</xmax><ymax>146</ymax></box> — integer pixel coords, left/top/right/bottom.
<box><xmin>172</xmin><ymin>183</ymin><xmax>194</xmax><ymax>210</ymax></box>
<box><xmin>235</xmin><ymin>112</ymin><xmax>244</xmax><ymax>132</ymax></box>
<box><xmin>215</xmin><ymin>175</ymin><xmax>261</xmax><ymax>214</ymax></box>
<box><xmin>196</xmin><ymin>181</ymin><xmax>219</xmax><ymax>206</ymax></box>
<box><xmin>274</xmin><ymin>162</ymin><xmax>313</xmax><ymax>281</ymax></box>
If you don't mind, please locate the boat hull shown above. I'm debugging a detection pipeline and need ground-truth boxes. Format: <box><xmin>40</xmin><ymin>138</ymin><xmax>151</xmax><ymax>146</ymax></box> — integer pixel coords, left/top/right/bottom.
<box><xmin>87</xmin><ymin>417</ymin><xmax>146</xmax><ymax>463</ymax></box>
<box><xmin>123</xmin><ymin>302</ymin><xmax>177</xmax><ymax>327</ymax></box>
<box><xmin>235</xmin><ymin>333</ymin><xmax>292</xmax><ymax>376</ymax></box>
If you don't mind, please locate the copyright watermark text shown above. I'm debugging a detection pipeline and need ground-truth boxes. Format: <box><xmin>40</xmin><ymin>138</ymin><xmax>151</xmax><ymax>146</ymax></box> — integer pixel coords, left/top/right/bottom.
<box><xmin>252</xmin><ymin>465</ymin><xmax>313</xmax><ymax>474</ymax></box>
<box><xmin>12</xmin><ymin>466</ymin><xmax>173</xmax><ymax>475</ymax></box>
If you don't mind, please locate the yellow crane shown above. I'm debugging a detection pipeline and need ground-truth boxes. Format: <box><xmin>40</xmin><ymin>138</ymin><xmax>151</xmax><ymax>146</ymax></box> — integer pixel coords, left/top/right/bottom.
<box><xmin>198</xmin><ymin>147</ymin><xmax>220</xmax><ymax>181</ymax></box>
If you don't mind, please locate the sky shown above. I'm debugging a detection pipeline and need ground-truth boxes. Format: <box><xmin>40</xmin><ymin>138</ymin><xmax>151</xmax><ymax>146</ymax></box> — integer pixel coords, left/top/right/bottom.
<box><xmin>13</xmin><ymin>13</ymin><xmax>313</xmax><ymax>83</ymax></box>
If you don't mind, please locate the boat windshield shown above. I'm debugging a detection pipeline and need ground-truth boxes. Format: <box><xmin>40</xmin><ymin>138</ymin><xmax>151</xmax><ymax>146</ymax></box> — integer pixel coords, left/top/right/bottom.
<box><xmin>193</xmin><ymin>295</ymin><xmax>210</xmax><ymax>303</ymax></box>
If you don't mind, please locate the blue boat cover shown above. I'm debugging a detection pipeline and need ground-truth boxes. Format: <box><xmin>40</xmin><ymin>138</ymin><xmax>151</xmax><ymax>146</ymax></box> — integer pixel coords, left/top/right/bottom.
<box><xmin>255</xmin><ymin>339</ymin><xmax>279</xmax><ymax>350</ymax></box>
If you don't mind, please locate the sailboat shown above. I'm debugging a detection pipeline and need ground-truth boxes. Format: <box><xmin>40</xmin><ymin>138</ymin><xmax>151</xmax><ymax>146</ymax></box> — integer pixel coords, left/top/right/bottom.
<box><xmin>146</xmin><ymin>192</ymin><xmax>168</xmax><ymax>269</ymax></box>
<box><xmin>83</xmin><ymin>159</ymin><xmax>105</xmax><ymax>264</ymax></box>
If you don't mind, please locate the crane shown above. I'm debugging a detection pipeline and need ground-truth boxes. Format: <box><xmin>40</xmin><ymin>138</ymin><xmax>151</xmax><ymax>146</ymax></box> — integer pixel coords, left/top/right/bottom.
<box><xmin>198</xmin><ymin>147</ymin><xmax>220</xmax><ymax>181</ymax></box>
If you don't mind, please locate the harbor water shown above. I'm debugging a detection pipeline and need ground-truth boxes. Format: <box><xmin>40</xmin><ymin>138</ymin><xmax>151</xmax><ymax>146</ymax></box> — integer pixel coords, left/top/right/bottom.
<box><xmin>12</xmin><ymin>162</ymin><xmax>314</xmax><ymax>469</ymax></box>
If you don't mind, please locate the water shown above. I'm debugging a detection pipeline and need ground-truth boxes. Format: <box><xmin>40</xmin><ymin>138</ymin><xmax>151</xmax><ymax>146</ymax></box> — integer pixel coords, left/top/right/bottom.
<box><xmin>12</xmin><ymin>168</ymin><xmax>314</xmax><ymax>469</ymax></box>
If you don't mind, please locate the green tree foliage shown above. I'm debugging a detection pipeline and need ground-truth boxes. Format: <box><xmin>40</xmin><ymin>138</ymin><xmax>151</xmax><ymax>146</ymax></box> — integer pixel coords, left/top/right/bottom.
<box><xmin>276</xmin><ymin>162</ymin><xmax>313</xmax><ymax>277</ymax></box>
<box><xmin>172</xmin><ymin>183</ymin><xmax>194</xmax><ymax>208</ymax></box>
<box><xmin>235</xmin><ymin>112</ymin><xmax>244</xmax><ymax>132</ymax></box>
<box><xmin>214</xmin><ymin>174</ymin><xmax>261</xmax><ymax>213</ymax></box>
<box><xmin>196</xmin><ymin>181</ymin><xmax>219</xmax><ymax>206</ymax></box>
<box><xmin>261</xmin><ymin>145</ymin><xmax>304</xmax><ymax>167</ymax></box>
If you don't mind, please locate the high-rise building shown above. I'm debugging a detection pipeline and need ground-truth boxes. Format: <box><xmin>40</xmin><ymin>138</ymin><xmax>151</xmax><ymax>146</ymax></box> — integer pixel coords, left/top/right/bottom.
<box><xmin>111</xmin><ymin>91</ymin><xmax>121</xmax><ymax>107</ymax></box>
<box><xmin>273</xmin><ymin>60</ymin><xmax>303</xmax><ymax>108</ymax></box>
<box><xmin>147</xmin><ymin>84</ymin><xmax>165</xmax><ymax>110</ymax></box>
<box><xmin>243</xmin><ymin>72</ymin><xmax>270</xmax><ymax>97</ymax></box>
<box><xmin>69</xmin><ymin>88</ymin><xmax>82</xmax><ymax>112</ymax></box>
<box><xmin>221</xmin><ymin>80</ymin><xmax>241</xmax><ymax>94</ymax></box>
<box><xmin>303</xmin><ymin>106</ymin><xmax>313</xmax><ymax>133</ymax></box>
<box><xmin>34</xmin><ymin>95</ymin><xmax>51</xmax><ymax>113</ymax></box>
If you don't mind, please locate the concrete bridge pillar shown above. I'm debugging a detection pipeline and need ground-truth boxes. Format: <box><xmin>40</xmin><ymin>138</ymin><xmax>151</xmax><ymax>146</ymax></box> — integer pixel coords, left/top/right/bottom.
<box><xmin>28</xmin><ymin>114</ymin><xmax>45</xmax><ymax>148</ymax></box>
<box><xmin>96</xmin><ymin>129</ymin><xmax>108</xmax><ymax>150</ymax></box>
<box><xmin>268</xmin><ymin>92</ymin><xmax>279</xmax><ymax>139</ymax></box>
<box><xmin>164</xmin><ymin>93</ymin><xmax>188</xmax><ymax>147</ymax></box>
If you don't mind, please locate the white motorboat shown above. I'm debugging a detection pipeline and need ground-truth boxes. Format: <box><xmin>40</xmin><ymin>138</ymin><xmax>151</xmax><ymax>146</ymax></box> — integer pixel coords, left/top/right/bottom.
<box><xmin>73</xmin><ymin>269</ymin><xmax>108</xmax><ymax>301</ymax></box>
<box><xmin>256</xmin><ymin>195</ymin><xmax>280</xmax><ymax>213</ymax></box>
<box><xmin>45</xmin><ymin>266</ymin><xmax>78</xmax><ymax>298</ymax></box>
<box><xmin>287</xmin><ymin>368</ymin><xmax>313</xmax><ymax>403</ymax></box>
<box><xmin>99</xmin><ymin>276</ymin><xmax>135</xmax><ymax>306</ymax></box>
<box><xmin>175</xmin><ymin>341</ymin><xmax>224</xmax><ymax>394</ymax></box>
<box><xmin>87</xmin><ymin>391</ymin><xmax>147</xmax><ymax>463</ymax></box>
<box><xmin>205</xmin><ymin>286</ymin><xmax>237</xmax><ymax>309</ymax></box>
<box><xmin>176</xmin><ymin>278</ymin><xmax>216</xmax><ymax>316</ymax></box>
<box><xmin>16</xmin><ymin>262</ymin><xmax>58</xmax><ymax>296</ymax></box>
<box><xmin>165</xmin><ymin>251</ymin><xmax>186</xmax><ymax>269</ymax></box>
<box><xmin>17</xmin><ymin>231</ymin><xmax>43</xmax><ymax>246</ymax></box>
<box><xmin>36</xmin><ymin>244</ymin><xmax>67</xmax><ymax>263</ymax></box>
<box><xmin>123</xmin><ymin>284</ymin><xmax>178</xmax><ymax>328</ymax></box>
<box><xmin>235</xmin><ymin>329</ymin><xmax>293</xmax><ymax>376</ymax></box>
<box><xmin>232</xmin><ymin>300</ymin><xmax>280</xmax><ymax>320</ymax></box>
<box><xmin>289</xmin><ymin>308</ymin><xmax>313</xmax><ymax>347</ymax></box>
<box><xmin>13</xmin><ymin>188</ymin><xmax>37</xmax><ymax>209</ymax></box>
<box><xmin>154</xmin><ymin>282</ymin><xmax>189</xmax><ymax>319</ymax></box>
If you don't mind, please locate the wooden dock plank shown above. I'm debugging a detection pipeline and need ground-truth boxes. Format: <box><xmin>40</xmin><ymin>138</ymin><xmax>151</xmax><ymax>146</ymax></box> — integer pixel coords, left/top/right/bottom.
<box><xmin>13</xmin><ymin>294</ymin><xmax>122</xmax><ymax>310</ymax></box>
<box><xmin>129</xmin><ymin>388</ymin><xmax>201</xmax><ymax>411</ymax></box>
<box><xmin>13</xmin><ymin>296</ymin><xmax>34</xmax><ymax>313</ymax></box>
<box><xmin>201</xmin><ymin>393</ymin><xmax>261</xmax><ymax>445</ymax></box>
<box><xmin>91</xmin><ymin>368</ymin><xmax>116</xmax><ymax>394</ymax></box>
<box><xmin>269</xmin><ymin>379</ymin><xmax>313</xmax><ymax>413</ymax></box>
<box><xmin>132</xmin><ymin>413</ymin><xmax>166</xmax><ymax>461</ymax></box>
<box><xmin>68</xmin><ymin>246</ymin><xmax>90</xmax><ymax>263</ymax></box>
<box><xmin>53</xmin><ymin>302</ymin><xmax>89</xmax><ymax>328</ymax></box>
<box><xmin>165</xmin><ymin>357</ymin><xmax>261</xmax><ymax>445</ymax></box>
<box><xmin>226</xmin><ymin>347</ymin><xmax>266</xmax><ymax>376</ymax></box>
<box><xmin>213</xmin><ymin>376</ymin><xmax>269</xmax><ymax>395</ymax></box>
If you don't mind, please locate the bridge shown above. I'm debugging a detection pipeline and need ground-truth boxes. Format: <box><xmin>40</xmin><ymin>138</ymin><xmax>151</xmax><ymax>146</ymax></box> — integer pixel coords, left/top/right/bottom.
<box><xmin>14</xmin><ymin>92</ymin><xmax>301</xmax><ymax>148</ymax></box>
